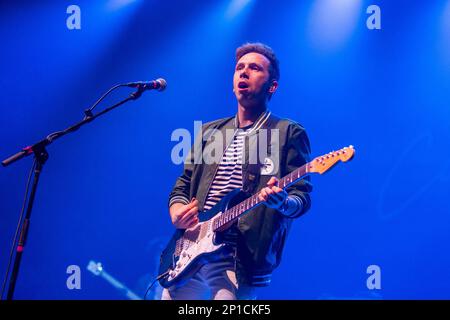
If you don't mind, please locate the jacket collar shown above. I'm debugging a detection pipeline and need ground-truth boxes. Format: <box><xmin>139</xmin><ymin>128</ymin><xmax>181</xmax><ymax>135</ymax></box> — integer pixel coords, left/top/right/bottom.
<box><xmin>233</xmin><ymin>110</ymin><xmax>272</xmax><ymax>135</ymax></box>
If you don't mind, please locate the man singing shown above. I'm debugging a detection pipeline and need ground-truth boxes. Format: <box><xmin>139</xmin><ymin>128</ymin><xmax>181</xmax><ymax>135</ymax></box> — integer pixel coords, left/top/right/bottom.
<box><xmin>162</xmin><ymin>43</ymin><xmax>312</xmax><ymax>300</ymax></box>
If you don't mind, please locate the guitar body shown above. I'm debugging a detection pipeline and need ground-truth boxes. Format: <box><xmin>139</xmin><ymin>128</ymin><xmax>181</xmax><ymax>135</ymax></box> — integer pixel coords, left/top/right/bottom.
<box><xmin>158</xmin><ymin>189</ymin><xmax>248</xmax><ymax>288</ymax></box>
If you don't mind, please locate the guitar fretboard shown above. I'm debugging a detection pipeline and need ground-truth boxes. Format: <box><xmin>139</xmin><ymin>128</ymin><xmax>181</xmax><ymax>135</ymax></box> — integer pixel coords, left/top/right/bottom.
<box><xmin>212</xmin><ymin>163</ymin><xmax>309</xmax><ymax>231</ymax></box>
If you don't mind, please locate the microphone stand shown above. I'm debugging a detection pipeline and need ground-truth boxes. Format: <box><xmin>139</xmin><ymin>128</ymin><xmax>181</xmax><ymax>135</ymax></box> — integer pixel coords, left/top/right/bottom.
<box><xmin>1</xmin><ymin>84</ymin><xmax>148</xmax><ymax>300</ymax></box>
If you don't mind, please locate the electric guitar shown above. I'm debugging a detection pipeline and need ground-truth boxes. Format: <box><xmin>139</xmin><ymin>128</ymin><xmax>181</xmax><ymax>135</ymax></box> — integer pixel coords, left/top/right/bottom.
<box><xmin>158</xmin><ymin>145</ymin><xmax>355</xmax><ymax>288</ymax></box>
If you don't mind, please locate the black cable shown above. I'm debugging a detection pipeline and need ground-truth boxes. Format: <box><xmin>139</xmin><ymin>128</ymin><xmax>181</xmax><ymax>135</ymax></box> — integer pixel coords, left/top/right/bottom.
<box><xmin>143</xmin><ymin>278</ymin><xmax>158</xmax><ymax>300</ymax></box>
<box><xmin>43</xmin><ymin>83</ymin><xmax>130</xmax><ymax>145</ymax></box>
<box><xmin>144</xmin><ymin>272</ymin><xmax>168</xmax><ymax>300</ymax></box>
<box><xmin>84</xmin><ymin>83</ymin><xmax>125</xmax><ymax>117</ymax></box>
<box><xmin>0</xmin><ymin>159</ymin><xmax>36</xmax><ymax>300</ymax></box>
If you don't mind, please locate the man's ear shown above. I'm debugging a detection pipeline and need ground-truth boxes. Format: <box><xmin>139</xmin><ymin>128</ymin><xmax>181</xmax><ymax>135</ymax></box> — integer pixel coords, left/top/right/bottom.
<box><xmin>268</xmin><ymin>80</ymin><xmax>278</xmax><ymax>94</ymax></box>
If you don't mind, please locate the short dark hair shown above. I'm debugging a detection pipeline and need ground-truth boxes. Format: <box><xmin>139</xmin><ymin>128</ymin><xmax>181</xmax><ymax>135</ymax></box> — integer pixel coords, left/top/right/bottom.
<box><xmin>235</xmin><ymin>42</ymin><xmax>280</xmax><ymax>82</ymax></box>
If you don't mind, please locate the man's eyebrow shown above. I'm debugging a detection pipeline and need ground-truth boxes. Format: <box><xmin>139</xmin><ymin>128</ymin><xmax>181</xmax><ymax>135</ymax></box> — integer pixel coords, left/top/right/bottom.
<box><xmin>249</xmin><ymin>62</ymin><xmax>263</xmax><ymax>68</ymax></box>
<box><xmin>235</xmin><ymin>62</ymin><xmax>264</xmax><ymax>68</ymax></box>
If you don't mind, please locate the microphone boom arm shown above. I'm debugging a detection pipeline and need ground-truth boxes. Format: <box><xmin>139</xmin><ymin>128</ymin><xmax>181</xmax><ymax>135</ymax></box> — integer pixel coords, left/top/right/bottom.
<box><xmin>2</xmin><ymin>83</ymin><xmax>153</xmax><ymax>167</ymax></box>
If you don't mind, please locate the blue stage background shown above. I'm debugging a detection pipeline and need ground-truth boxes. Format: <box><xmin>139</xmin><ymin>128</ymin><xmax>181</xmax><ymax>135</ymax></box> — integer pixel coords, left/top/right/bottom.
<box><xmin>1</xmin><ymin>0</ymin><xmax>449</xmax><ymax>299</ymax></box>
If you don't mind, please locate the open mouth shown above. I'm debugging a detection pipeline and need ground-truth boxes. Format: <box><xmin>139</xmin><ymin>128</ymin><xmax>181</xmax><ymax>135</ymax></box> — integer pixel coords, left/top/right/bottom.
<box><xmin>238</xmin><ymin>82</ymin><xmax>249</xmax><ymax>90</ymax></box>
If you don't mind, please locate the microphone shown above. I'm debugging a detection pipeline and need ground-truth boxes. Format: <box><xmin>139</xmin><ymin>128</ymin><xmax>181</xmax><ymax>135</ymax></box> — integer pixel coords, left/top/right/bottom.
<box><xmin>126</xmin><ymin>78</ymin><xmax>167</xmax><ymax>92</ymax></box>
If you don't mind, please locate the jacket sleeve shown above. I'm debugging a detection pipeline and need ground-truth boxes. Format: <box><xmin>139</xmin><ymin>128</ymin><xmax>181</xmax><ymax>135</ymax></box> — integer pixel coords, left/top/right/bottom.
<box><xmin>167</xmin><ymin>133</ymin><xmax>200</xmax><ymax>208</ymax></box>
<box><xmin>168</xmin><ymin>162</ymin><xmax>192</xmax><ymax>208</ymax></box>
<box><xmin>283</xmin><ymin>122</ymin><xmax>313</xmax><ymax>218</ymax></box>
<box><xmin>167</xmin><ymin>117</ymin><xmax>232</xmax><ymax>209</ymax></box>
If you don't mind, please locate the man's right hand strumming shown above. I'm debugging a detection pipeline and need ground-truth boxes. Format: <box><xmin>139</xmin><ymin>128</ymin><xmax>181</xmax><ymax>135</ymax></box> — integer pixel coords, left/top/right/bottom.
<box><xmin>169</xmin><ymin>198</ymin><xmax>199</xmax><ymax>229</ymax></box>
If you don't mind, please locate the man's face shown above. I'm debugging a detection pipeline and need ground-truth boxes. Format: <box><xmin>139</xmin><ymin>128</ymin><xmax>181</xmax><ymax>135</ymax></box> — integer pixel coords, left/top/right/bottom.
<box><xmin>233</xmin><ymin>52</ymin><xmax>276</xmax><ymax>105</ymax></box>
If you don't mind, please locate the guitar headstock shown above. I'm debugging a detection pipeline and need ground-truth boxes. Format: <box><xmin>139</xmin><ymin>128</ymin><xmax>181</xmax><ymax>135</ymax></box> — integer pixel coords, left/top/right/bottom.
<box><xmin>87</xmin><ymin>260</ymin><xmax>104</xmax><ymax>276</ymax></box>
<box><xmin>308</xmin><ymin>145</ymin><xmax>355</xmax><ymax>174</ymax></box>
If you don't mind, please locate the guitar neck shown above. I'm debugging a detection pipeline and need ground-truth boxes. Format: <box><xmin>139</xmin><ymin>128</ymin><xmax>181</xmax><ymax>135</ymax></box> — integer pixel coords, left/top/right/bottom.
<box><xmin>211</xmin><ymin>145</ymin><xmax>355</xmax><ymax>232</ymax></box>
<box><xmin>212</xmin><ymin>163</ymin><xmax>309</xmax><ymax>232</ymax></box>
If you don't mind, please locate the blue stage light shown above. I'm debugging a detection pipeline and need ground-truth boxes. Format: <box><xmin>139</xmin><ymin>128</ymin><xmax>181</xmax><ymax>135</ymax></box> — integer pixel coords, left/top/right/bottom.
<box><xmin>225</xmin><ymin>0</ymin><xmax>254</xmax><ymax>20</ymax></box>
<box><xmin>307</xmin><ymin>0</ymin><xmax>362</xmax><ymax>52</ymax></box>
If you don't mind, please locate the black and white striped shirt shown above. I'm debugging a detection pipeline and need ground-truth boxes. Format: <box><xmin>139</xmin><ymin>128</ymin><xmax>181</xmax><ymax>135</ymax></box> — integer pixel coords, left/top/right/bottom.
<box><xmin>203</xmin><ymin>127</ymin><xmax>249</xmax><ymax>211</ymax></box>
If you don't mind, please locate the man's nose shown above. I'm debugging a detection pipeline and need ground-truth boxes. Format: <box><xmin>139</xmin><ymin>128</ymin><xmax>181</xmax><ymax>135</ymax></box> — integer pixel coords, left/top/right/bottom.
<box><xmin>239</xmin><ymin>69</ymin><xmax>249</xmax><ymax>79</ymax></box>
